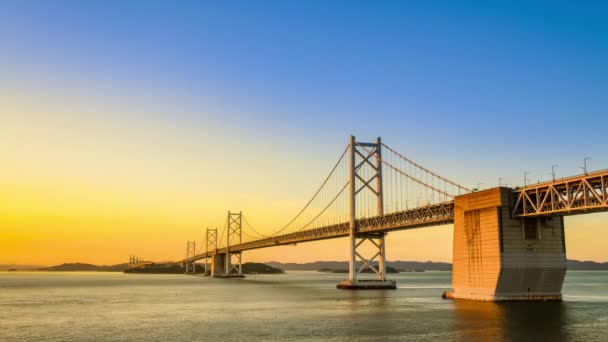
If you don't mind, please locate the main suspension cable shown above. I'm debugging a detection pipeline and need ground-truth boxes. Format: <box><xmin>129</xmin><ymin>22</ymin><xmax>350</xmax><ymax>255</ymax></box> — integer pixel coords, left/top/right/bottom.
<box><xmin>265</xmin><ymin>145</ymin><xmax>349</xmax><ymax>237</ymax></box>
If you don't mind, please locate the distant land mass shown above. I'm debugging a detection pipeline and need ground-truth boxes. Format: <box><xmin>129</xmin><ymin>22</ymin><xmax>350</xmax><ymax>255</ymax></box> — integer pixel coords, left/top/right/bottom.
<box><xmin>319</xmin><ymin>266</ymin><xmax>401</xmax><ymax>273</ymax></box>
<box><xmin>125</xmin><ymin>262</ymin><xmax>284</xmax><ymax>274</ymax></box>
<box><xmin>0</xmin><ymin>264</ymin><xmax>44</xmax><ymax>271</ymax></box>
<box><xmin>266</xmin><ymin>261</ymin><xmax>452</xmax><ymax>272</ymax></box>
<box><xmin>3</xmin><ymin>259</ymin><xmax>608</xmax><ymax>272</ymax></box>
<box><xmin>267</xmin><ymin>260</ymin><xmax>608</xmax><ymax>272</ymax></box>
<box><xmin>38</xmin><ymin>262</ymin><xmax>130</xmax><ymax>272</ymax></box>
<box><xmin>567</xmin><ymin>260</ymin><xmax>608</xmax><ymax>271</ymax></box>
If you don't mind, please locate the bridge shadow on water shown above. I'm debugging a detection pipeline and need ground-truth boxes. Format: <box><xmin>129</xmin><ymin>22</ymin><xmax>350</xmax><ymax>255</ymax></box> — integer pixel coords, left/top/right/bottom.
<box><xmin>451</xmin><ymin>300</ymin><xmax>569</xmax><ymax>341</ymax></box>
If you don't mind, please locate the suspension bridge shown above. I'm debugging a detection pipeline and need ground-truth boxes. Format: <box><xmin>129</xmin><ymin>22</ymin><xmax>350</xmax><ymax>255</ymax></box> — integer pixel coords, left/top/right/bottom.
<box><xmin>176</xmin><ymin>136</ymin><xmax>607</xmax><ymax>300</ymax></box>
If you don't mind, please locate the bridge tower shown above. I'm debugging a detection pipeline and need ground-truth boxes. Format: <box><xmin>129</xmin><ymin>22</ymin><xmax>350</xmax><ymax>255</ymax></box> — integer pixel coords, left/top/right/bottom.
<box><xmin>226</xmin><ymin>211</ymin><xmax>243</xmax><ymax>276</ymax></box>
<box><xmin>337</xmin><ymin>135</ymin><xmax>396</xmax><ymax>289</ymax></box>
<box><xmin>184</xmin><ymin>241</ymin><xmax>196</xmax><ymax>274</ymax></box>
<box><xmin>204</xmin><ymin>228</ymin><xmax>217</xmax><ymax>275</ymax></box>
<box><xmin>210</xmin><ymin>211</ymin><xmax>245</xmax><ymax>278</ymax></box>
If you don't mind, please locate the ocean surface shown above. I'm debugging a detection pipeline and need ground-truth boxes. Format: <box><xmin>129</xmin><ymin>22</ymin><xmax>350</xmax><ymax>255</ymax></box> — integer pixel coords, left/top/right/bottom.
<box><xmin>1</xmin><ymin>271</ymin><xmax>607</xmax><ymax>341</ymax></box>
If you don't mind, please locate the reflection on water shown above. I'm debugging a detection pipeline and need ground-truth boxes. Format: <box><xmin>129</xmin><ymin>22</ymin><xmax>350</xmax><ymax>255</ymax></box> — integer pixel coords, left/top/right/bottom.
<box><xmin>452</xmin><ymin>300</ymin><xmax>568</xmax><ymax>341</ymax></box>
<box><xmin>0</xmin><ymin>271</ymin><xmax>607</xmax><ymax>341</ymax></box>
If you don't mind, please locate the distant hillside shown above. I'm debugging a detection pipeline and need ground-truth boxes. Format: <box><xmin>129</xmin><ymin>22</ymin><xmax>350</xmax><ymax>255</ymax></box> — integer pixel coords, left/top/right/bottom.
<box><xmin>39</xmin><ymin>263</ymin><xmax>130</xmax><ymax>272</ymax></box>
<box><xmin>319</xmin><ymin>266</ymin><xmax>401</xmax><ymax>273</ymax></box>
<box><xmin>9</xmin><ymin>259</ymin><xmax>608</xmax><ymax>273</ymax></box>
<box><xmin>567</xmin><ymin>260</ymin><xmax>608</xmax><ymax>270</ymax></box>
<box><xmin>124</xmin><ymin>262</ymin><xmax>183</xmax><ymax>274</ymax></box>
<box><xmin>268</xmin><ymin>260</ymin><xmax>608</xmax><ymax>271</ymax></box>
<box><xmin>124</xmin><ymin>262</ymin><xmax>284</xmax><ymax>274</ymax></box>
<box><xmin>267</xmin><ymin>261</ymin><xmax>452</xmax><ymax>271</ymax></box>
<box><xmin>0</xmin><ymin>264</ymin><xmax>44</xmax><ymax>271</ymax></box>
<box><xmin>242</xmin><ymin>262</ymin><xmax>284</xmax><ymax>274</ymax></box>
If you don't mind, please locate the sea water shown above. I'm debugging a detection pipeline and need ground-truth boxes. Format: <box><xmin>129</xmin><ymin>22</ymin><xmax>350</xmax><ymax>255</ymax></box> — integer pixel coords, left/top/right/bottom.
<box><xmin>1</xmin><ymin>271</ymin><xmax>607</xmax><ymax>341</ymax></box>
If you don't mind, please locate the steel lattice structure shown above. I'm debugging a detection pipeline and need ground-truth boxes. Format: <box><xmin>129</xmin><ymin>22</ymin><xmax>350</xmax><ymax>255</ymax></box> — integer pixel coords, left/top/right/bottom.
<box><xmin>226</xmin><ymin>211</ymin><xmax>243</xmax><ymax>275</ymax></box>
<box><xmin>185</xmin><ymin>201</ymin><xmax>454</xmax><ymax>262</ymax></box>
<box><xmin>204</xmin><ymin>228</ymin><xmax>217</xmax><ymax>274</ymax></box>
<box><xmin>184</xmin><ymin>241</ymin><xmax>196</xmax><ymax>273</ymax></box>
<box><xmin>181</xmin><ymin>136</ymin><xmax>607</xmax><ymax>274</ymax></box>
<box><xmin>512</xmin><ymin>169</ymin><xmax>608</xmax><ymax>217</ymax></box>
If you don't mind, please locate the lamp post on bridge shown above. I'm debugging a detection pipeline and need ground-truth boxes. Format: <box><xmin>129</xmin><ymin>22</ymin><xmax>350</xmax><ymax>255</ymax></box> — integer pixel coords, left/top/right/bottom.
<box><xmin>583</xmin><ymin>158</ymin><xmax>591</xmax><ymax>175</ymax></box>
<box><xmin>552</xmin><ymin>165</ymin><xmax>559</xmax><ymax>182</ymax></box>
<box><xmin>523</xmin><ymin>171</ymin><xmax>530</xmax><ymax>187</ymax></box>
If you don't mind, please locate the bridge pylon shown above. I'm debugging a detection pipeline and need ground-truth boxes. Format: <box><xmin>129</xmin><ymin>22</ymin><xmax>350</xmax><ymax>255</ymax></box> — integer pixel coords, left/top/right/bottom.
<box><xmin>226</xmin><ymin>211</ymin><xmax>243</xmax><ymax>276</ymax></box>
<box><xmin>184</xmin><ymin>241</ymin><xmax>196</xmax><ymax>274</ymax></box>
<box><xmin>204</xmin><ymin>228</ymin><xmax>217</xmax><ymax>275</ymax></box>
<box><xmin>210</xmin><ymin>211</ymin><xmax>245</xmax><ymax>278</ymax></box>
<box><xmin>338</xmin><ymin>136</ymin><xmax>396</xmax><ymax>290</ymax></box>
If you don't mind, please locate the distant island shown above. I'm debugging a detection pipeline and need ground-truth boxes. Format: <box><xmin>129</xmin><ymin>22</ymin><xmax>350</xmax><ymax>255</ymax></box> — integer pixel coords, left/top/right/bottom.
<box><xmin>266</xmin><ymin>260</ymin><xmax>608</xmax><ymax>272</ymax></box>
<box><xmin>4</xmin><ymin>259</ymin><xmax>608</xmax><ymax>272</ymax></box>
<box><xmin>319</xmin><ymin>266</ymin><xmax>401</xmax><ymax>273</ymax></box>
<box><xmin>38</xmin><ymin>262</ymin><xmax>130</xmax><ymax>272</ymax></box>
<box><xmin>125</xmin><ymin>262</ymin><xmax>284</xmax><ymax>275</ymax></box>
<box><xmin>267</xmin><ymin>261</ymin><xmax>452</xmax><ymax>272</ymax></box>
<box><xmin>28</xmin><ymin>262</ymin><xmax>284</xmax><ymax>274</ymax></box>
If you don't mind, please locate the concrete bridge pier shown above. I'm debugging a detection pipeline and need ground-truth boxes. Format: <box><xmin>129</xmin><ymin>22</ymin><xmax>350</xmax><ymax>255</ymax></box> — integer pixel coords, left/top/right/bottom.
<box><xmin>210</xmin><ymin>252</ymin><xmax>245</xmax><ymax>278</ymax></box>
<box><xmin>210</xmin><ymin>253</ymin><xmax>226</xmax><ymax>277</ymax></box>
<box><xmin>444</xmin><ymin>187</ymin><xmax>566</xmax><ymax>301</ymax></box>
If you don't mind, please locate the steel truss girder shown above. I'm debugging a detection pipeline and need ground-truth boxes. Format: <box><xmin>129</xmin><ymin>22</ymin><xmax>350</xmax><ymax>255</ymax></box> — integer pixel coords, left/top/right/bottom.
<box><xmin>184</xmin><ymin>201</ymin><xmax>454</xmax><ymax>262</ymax></box>
<box><xmin>512</xmin><ymin>169</ymin><xmax>608</xmax><ymax>217</ymax></box>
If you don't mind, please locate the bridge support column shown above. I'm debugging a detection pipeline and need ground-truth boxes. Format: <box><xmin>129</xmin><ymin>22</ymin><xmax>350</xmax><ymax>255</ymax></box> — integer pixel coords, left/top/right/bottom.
<box><xmin>209</xmin><ymin>211</ymin><xmax>246</xmax><ymax>279</ymax></box>
<box><xmin>204</xmin><ymin>228</ymin><xmax>217</xmax><ymax>276</ymax></box>
<box><xmin>338</xmin><ymin>232</ymin><xmax>395</xmax><ymax>289</ymax></box>
<box><xmin>444</xmin><ymin>187</ymin><xmax>566</xmax><ymax>301</ymax></box>
<box><xmin>209</xmin><ymin>252</ymin><xmax>245</xmax><ymax>278</ymax></box>
<box><xmin>210</xmin><ymin>253</ymin><xmax>226</xmax><ymax>277</ymax></box>
<box><xmin>223</xmin><ymin>211</ymin><xmax>245</xmax><ymax>278</ymax></box>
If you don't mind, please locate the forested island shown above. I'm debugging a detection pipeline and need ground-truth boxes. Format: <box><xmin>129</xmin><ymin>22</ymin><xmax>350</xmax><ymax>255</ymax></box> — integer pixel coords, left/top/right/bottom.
<box><xmin>319</xmin><ymin>266</ymin><xmax>401</xmax><ymax>273</ymax></box>
<box><xmin>38</xmin><ymin>262</ymin><xmax>130</xmax><ymax>272</ymax></box>
<box><xmin>124</xmin><ymin>262</ymin><xmax>284</xmax><ymax>275</ymax></box>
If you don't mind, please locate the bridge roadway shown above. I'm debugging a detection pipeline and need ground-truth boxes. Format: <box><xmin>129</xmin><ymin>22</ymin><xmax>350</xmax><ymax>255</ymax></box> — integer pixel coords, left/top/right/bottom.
<box><xmin>186</xmin><ymin>201</ymin><xmax>455</xmax><ymax>262</ymax></box>
<box><xmin>185</xmin><ymin>169</ymin><xmax>608</xmax><ymax>263</ymax></box>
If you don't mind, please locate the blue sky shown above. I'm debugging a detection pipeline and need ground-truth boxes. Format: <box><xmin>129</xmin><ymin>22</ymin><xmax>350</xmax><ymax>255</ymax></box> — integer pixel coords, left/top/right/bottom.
<box><xmin>1</xmin><ymin>1</ymin><xmax>607</xmax><ymax>263</ymax></box>
<box><xmin>2</xmin><ymin>1</ymin><xmax>606</xmax><ymax>188</ymax></box>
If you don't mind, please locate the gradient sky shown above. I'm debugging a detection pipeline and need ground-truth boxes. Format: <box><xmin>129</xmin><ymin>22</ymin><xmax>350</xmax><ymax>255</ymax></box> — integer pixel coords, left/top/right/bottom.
<box><xmin>1</xmin><ymin>1</ymin><xmax>607</xmax><ymax>265</ymax></box>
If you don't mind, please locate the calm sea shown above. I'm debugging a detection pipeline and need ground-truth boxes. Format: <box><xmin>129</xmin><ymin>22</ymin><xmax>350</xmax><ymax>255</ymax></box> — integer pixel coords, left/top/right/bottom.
<box><xmin>1</xmin><ymin>271</ymin><xmax>607</xmax><ymax>341</ymax></box>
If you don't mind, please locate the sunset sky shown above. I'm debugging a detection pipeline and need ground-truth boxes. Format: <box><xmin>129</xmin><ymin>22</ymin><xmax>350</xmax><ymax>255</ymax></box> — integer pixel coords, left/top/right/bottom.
<box><xmin>1</xmin><ymin>1</ymin><xmax>607</xmax><ymax>266</ymax></box>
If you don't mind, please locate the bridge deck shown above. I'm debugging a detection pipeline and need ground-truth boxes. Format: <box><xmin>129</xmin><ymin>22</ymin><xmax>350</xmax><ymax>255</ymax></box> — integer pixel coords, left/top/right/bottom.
<box><xmin>185</xmin><ymin>169</ymin><xmax>608</xmax><ymax>263</ymax></box>
<box><xmin>513</xmin><ymin>169</ymin><xmax>608</xmax><ymax>217</ymax></box>
<box><xmin>186</xmin><ymin>201</ymin><xmax>454</xmax><ymax>262</ymax></box>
